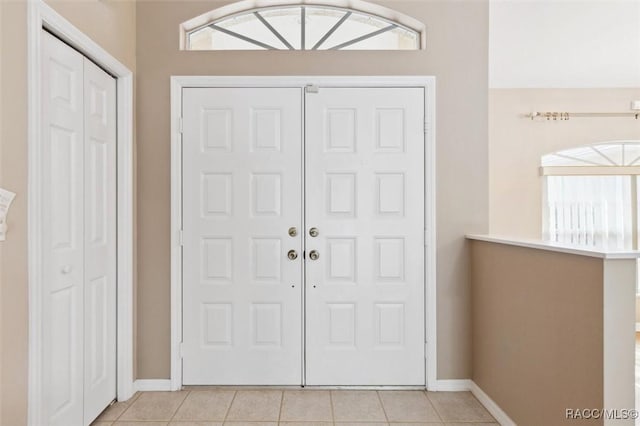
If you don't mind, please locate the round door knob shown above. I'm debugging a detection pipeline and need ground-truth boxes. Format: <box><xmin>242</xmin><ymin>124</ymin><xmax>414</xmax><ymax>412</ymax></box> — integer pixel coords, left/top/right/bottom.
<box><xmin>309</xmin><ymin>250</ymin><xmax>320</xmax><ymax>261</ymax></box>
<box><xmin>287</xmin><ymin>250</ymin><xmax>298</xmax><ymax>260</ymax></box>
<box><xmin>61</xmin><ymin>265</ymin><xmax>73</xmax><ymax>274</ymax></box>
<box><xmin>288</xmin><ymin>227</ymin><xmax>298</xmax><ymax>237</ymax></box>
<box><xmin>309</xmin><ymin>227</ymin><xmax>319</xmax><ymax>237</ymax></box>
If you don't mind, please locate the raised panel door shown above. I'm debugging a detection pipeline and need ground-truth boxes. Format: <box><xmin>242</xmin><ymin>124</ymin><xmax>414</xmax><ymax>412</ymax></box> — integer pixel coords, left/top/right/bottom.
<box><xmin>305</xmin><ymin>88</ymin><xmax>425</xmax><ymax>385</ymax></box>
<box><xmin>182</xmin><ymin>88</ymin><xmax>303</xmax><ymax>385</ymax></box>
<box><xmin>82</xmin><ymin>58</ymin><xmax>117</xmax><ymax>425</ymax></box>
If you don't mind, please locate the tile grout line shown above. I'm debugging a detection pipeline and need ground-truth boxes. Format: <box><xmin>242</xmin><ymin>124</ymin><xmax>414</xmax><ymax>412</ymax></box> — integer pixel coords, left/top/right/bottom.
<box><xmin>112</xmin><ymin>390</ymin><xmax>142</xmax><ymax>422</ymax></box>
<box><xmin>168</xmin><ymin>389</ymin><xmax>191</xmax><ymax>422</ymax></box>
<box><xmin>328</xmin><ymin>389</ymin><xmax>335</xmax><ymax>425</ymax></box>
<box><xmin>423</xmin><ymin>389</ymin><xmax>444</xmax><ymax>423</ymax></box>
<box><xmin>375</xmin><ymin>391</ymin><xmax>390</xmax><ymax>425</ymax></box>
<box><xmin>223</xmin><ymin>390</ymin><xmax>238</xmax><ymax>423</ymax></box>
<box><xmin>277</xmin><ymin>390</ymin><xmax>284</xmax><ymax>423</ymax></box>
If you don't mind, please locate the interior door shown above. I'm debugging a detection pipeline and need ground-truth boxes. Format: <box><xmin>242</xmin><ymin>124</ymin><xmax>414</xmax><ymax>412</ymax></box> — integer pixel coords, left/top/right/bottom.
<box><xmin>41</xmin><ymin>31</ymin><xmax>117</xmax><ymax>425</ymax></box>
<box><xmin>304</xmin><ymin>88</ymin><xmax>426</xmax><ymax>385</ymax></box>
<box><xmin>82</xmin><ymin>58</ymin><xmax>117</xmax><ymax>424</ymax></box>
<box><xmin>42</xmin><ymin>31</ymin><xmax>86</xmax><ymax>426</ymax></box>
<box><xmin>182</xmin><ymin>88</ymin><xmax>303</xmax><ymax>385</ymax></box>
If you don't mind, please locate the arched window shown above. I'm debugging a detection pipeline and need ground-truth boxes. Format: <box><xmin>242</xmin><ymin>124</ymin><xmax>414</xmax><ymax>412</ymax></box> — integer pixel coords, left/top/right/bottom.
<box><xmin>181</xmin><ymin>1</ymin><xmax>424</xmax><ymax>51</ymax></box>
<box><xmin>541</xmin><ymin>141</ymin><xmax>640</xmax><ymax>250</ymax></box>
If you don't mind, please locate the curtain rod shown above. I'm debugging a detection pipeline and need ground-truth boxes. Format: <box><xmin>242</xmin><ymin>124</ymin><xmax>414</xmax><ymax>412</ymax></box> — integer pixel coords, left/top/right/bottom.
<box><xmin>527</xmin><ymin>111</ymin><xmax>640</xmax><ymax>121</ymax></box>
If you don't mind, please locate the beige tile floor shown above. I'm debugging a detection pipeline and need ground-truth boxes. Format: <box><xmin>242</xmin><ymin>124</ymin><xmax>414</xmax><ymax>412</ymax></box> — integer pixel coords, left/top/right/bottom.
<box><xmin>92</xmin><ymin>389</ymin><xmax>497</xmax><ymax>425</ymax></box>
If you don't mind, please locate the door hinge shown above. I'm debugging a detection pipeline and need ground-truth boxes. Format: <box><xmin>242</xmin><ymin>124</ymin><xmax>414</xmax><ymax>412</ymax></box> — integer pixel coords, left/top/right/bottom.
<box><xmin>305</xmin><ymin>84</ymin><xmax>319</xmax><ymax>94</ymax></box>
<box><xmin>424</xmin><ymin>121</ymin><xmax>429</xmax><ymax>134</ymax></box>
<box><xmin>179</xmin><ymin>342</ymin><xmax>184</xmax><ymax>358</ymax></box>
<box><xmin>178</xmin><ymin>117</ymin><xmax>184</xmax><ymax>134</ymax></box>
<box><xmin>178</xmin><ymin>229</ymin><xmax>184</xmax><ymax>246</ymax></box>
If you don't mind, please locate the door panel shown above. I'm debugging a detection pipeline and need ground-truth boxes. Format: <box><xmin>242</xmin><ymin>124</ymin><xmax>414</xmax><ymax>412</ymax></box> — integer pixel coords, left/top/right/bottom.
<box><xmin>42</xmin><ymin>31</ymin><xmax>85</xmax><ymax>426</ymax></box>
<box><xmin>305</xmin><ymin>88</ymin><xmax>425</xmax><ymax>385</ymax></box>
<box><xmin>83</xmin><ymin>58</ymin><xmax>117</xmax><ymax>425</ymax></box>
<box><xmin>42</xmin><ymin>31</ymin><xmax>117</xmax><ymax>425</ymax></box>
<box><xmin>182</xmin><ymin>88</ymin><xmax>303</xmax><ymax>385</ymax></box>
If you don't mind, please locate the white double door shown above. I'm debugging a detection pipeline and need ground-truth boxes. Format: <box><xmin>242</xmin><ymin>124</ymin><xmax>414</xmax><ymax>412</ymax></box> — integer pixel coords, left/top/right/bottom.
<box><xmin>41</xmin><ymin>32</ymin><xmax>117</xmax><ymax>425</ymax></box>
<box><xmin>182</xmin><ymin>85</ymin><xmax>425</xmax><ymax>386</ymax></box>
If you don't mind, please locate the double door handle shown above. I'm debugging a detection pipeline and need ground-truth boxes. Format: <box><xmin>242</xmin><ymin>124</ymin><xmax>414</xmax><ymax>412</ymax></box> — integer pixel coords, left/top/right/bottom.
<box><xmin>288</xmin><ymin>227</ymin><xmax>319</xmax><ymax>238</ymax></box>
<box><xmin>286</xmin><ymin>249</ymin><xmax>320</xmax><ymax>261</ymax></box>
<box><xmin>288</xmin><ymin>226</ymin><xmax>320</xmax><ymax>261</ymax></box>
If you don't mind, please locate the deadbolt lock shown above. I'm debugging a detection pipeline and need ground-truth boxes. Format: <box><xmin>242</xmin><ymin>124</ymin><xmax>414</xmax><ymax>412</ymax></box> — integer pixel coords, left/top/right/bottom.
<box><xmin>309</xmin><ymin>227</ymin><xmax>319</xmax><ymax>237</ymax></box>
<box><xmin>287</xmin><ymin>250</ymin><xmax>298</xmax><ymax>260</ymax></box>
<box><xmin>309</xmin><ymin>250</ymin><xmax>320</xmax><ymax>261</ymax></box>
<box><xmin>288</xmin><ymin>227</ymin><xmax>298</xmax><ymax>237</ymax></box>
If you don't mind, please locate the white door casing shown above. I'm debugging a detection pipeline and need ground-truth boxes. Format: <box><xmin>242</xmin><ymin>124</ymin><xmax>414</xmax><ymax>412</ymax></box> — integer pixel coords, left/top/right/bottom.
<box><xmin>181</xmin><ymin>88</ymin><xmax>303</xmax><ymax>385</ymax></box>
<box><xmin>83</xmin><ymin>58</ymin><xmax>117</xmax><ymax>424</ymax></box>
<box><xmin>304</xmin><ymin>88</ymin><xmax>425</xmax><ymax>385</ymax></box>
<box><xmin>41</xmin><ymin>31</ymin><xmax>117</xmax><ymax>425</ymax></box>
<box><xmin>172</xmin><ymin>77</ymin><xmax>435</xmax><ymax>389</ymax></box>
<box><xmin>29</xmin><ymin>3</ymin><xmax>135</xmax><ymax>424</ymax></box>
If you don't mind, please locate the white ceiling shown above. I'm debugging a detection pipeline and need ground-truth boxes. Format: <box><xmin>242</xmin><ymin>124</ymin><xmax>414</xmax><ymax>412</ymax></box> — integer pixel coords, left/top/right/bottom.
<box><xmin>490</xmin><ymin>0</ymin><xmax>640</xmax><ymax>88</ymax></box>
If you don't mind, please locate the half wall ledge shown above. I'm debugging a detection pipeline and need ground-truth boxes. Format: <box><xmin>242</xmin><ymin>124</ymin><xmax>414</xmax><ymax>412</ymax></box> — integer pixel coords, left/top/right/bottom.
<box><xmin>468</xmin><ymin>234</ymin><xmax>639</xmax><ymax>426</ymax></box>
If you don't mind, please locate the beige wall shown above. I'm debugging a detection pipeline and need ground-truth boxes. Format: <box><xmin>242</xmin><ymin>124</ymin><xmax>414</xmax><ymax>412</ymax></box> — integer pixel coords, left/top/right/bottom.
<box><xmin>1</xmin><ymin>3</ymin><xmax>30</xmax><ymax>424</ymax></box>
<box><xmin>489</xmin><ymin>88</ymin><xmax>640</xmax><ymax>238</ymax></box>
<box><xmin>135</xmin><ymin>0</ymin><xmax>489</xmax><ymax>380</ymax></box>
<box><xmin>45</xmin><ymin>0</ymin><xmax>137</xmax><ymax>72</ymax></box>
<box><xmin>0</xmin><ymin>1</ymin><xmax>4</xmax><ymax>422</ymax></box>
<box><xmin>471</xmin><ymin>240</ymin><xmax>605</xmax><ymax>425</ymax></box>
<box><xmin>0</xmin><ymin>1</ymin><xmax>136</xmax><ymax>424</ymax></box>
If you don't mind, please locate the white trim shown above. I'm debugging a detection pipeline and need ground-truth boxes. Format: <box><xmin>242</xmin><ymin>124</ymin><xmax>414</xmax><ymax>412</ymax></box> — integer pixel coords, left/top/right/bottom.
<box><xmin>469</xmin><ymin>381</ymin><xmax>517</xmax><ymax>426</ymax></box>
<box><xmin>27</xmin><ymin>2</ymin><xmax>135</xmax><ymax>424</ymax></box>
<box><xmin>635</xmin><ymin>322</ymin><xmax>640</xmax><ymax>332</ymax></box>
<box><xmin>429</xmin><ymin>379</ymin><xmax>472</xmax><ymax>392</ymax></box>
<box><xmin>428</xmin><ymin>379</ymin><xmax>517</xmax><ymax>425</ymax></box>
<box><xmin>541</xmin><ymin>166</ymin><xmax>640</xmax><ymax>176</ymax></box>
<box><xmin>170</xmin><ymin>78</ymin><xmax>183</xmax><ymax>391</ymax></box>
<box><xmin>170</xmin><ymin>76</ymin><xmax>437</xmax><ymax>389</ymax></box>
<box><xmin>134</xmin><ymin>380</ymin><xmax>173</xmax><ymax>392</ymax></box>
<box><xmin>466</xmin><ymin>234</ymin><xmax>640</xmax><ymax>260</ymax></box>
<box><xmin>424</xmin><ymin>77</ymin><xmax>437</xmax><ymax>392</ymax></box>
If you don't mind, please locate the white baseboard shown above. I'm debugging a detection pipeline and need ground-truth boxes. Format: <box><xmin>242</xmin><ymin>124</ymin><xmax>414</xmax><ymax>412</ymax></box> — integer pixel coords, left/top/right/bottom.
<box><xmin>469</xmin><ymin>380</ymin><xmax>516</xmax><ymax>426</ymax></box>
<box><xmin>428</xmin><ymin>379</ymin><xmax>472</xmax><ymax>391</ymax></box>
<box><xmin>134</xmin><ymin>379</ymin><xmax>172</xmax><ymax>392</ymax></box>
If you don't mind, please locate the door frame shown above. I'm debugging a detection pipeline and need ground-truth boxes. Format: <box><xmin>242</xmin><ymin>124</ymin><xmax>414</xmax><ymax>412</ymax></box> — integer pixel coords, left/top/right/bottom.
<box><xmin>170</xmin><ymin>76</ymin><xmax>436</xmax><ymax>390</ymax></box>
<box><xmin>27</xmin><ymin>1</ymin><xmax>135</xmax><ymax>424</ymax></box>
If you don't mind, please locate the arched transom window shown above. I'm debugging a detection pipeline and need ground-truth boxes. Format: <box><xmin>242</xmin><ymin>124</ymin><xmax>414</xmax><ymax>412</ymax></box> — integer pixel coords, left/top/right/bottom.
<box><xmin>182</xmin><ymin>3</ymin><xmax>423</xmax><ymax>51</ymax></box>
<box><xmin>541</xmin><ymin>141</ymin><xmax>640</xmax><ymax>251</ymax></box>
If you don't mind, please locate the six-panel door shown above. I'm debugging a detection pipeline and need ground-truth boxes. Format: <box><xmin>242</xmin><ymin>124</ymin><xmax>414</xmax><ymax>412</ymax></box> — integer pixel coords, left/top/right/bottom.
<box><xmin>181</xmin><ymin>86</ymin><xmax>425</xmax><ymax>386</ymax></box>
<box><xmin>182</xmin><ymin>88</ymin><xmax>304</xmax><ymax>385</ymax></box>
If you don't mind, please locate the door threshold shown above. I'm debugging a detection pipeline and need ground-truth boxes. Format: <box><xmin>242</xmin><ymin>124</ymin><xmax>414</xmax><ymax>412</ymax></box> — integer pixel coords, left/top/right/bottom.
<box><xmin>182</xmin><ymin>385</ymin><xmax>427</xmax><ymax>391</ymax></box>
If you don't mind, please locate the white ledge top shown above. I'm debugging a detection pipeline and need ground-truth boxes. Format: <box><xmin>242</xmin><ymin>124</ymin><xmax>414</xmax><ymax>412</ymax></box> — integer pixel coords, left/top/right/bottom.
<box><xmin>466</xmin><ymin>234</ymin><xmax>640</xmax><ymax>259</ymax></box>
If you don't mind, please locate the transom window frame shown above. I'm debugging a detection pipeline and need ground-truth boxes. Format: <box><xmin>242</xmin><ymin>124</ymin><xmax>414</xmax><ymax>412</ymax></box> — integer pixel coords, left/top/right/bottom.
<box><xmin>179</xmin><ymin>0</ymin><xmax>426</xmax><ymax>51</ymax></box>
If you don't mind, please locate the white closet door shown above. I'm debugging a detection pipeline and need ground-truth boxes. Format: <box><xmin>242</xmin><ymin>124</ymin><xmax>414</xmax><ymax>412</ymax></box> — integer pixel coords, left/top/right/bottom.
<box><xmin>182</xmin><ymin>88</ymin><xmax>303</xmax><ymax>385</ymax></box>
<box><xmin>42</xmin><ymin>31</ymin><xmax>117</xmax><ymax>425</ymax></box>
<box><xmin>82</xmin><ymin>58</ymin><xmax>117</xmax><ymax>425</ymax></box>
<box><xmin>42</xmin><ymin>31</ymin><xmax>86</xmax><ymax>426</ymax></box>
<box><xmin>305</xmin><ymin>88</ymin><xmax>425</xmax><ymax>385</ymax></box>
